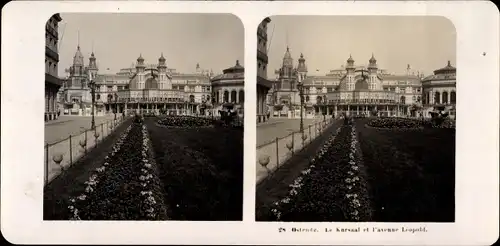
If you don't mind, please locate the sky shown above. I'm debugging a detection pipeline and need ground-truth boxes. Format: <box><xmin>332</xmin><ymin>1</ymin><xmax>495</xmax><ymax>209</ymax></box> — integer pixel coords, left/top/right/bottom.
<box><xmin>266</xmin><ymin>16</ymin><xmax>456</xmax><ymax>78</ymax></box>
<box><xmin>57</xmin><ymin>13</ymin><xmax>243</xmax><ymax>77</ymax></box>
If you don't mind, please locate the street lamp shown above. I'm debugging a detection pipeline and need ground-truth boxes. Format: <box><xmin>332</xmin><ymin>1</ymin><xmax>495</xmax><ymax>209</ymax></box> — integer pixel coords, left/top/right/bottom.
<box><xmin>88</xmin><ymin>80</ymin><xmax>96</xmax><ymax>129</ymax></box>
<box><xmin>114</xmin><ymin>93</ymin><xmax>118</xmax><ymax>121</ymax></box>
<box><xmin>297</xmin><ymin>79</ymin><xmax>305</xmax><ymax>139</ymax></box>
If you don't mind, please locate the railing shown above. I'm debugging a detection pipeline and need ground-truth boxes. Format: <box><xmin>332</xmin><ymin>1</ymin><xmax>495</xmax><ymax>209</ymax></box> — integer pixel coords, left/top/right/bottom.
<box><xmin>44</xmin><ymin>115</ymin><xmax>128</xmax><ymax>186</ymax></box>
<box><xmin>256</xmin><ymin>117</ymin><xmax>338</xmax><ymax>183</ymax></box>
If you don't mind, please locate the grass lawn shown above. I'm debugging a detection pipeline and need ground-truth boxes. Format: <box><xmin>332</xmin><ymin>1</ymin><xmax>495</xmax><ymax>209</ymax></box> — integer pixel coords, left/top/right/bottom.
<box><xmin>145</xmin><ymin>118</ymin><xmax>244</xmax><ymax>221</ymax></box>
<box><xmin>355</xmin><ymin>118</ymin><xmax>455</xmax><ymax>222</ymax></box>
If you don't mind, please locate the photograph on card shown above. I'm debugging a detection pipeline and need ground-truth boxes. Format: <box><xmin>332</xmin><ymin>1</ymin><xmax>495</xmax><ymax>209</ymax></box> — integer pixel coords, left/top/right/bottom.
<box><xmin>44</xmin><ymin>13</ymin><xmax>244</xmax><ymax>221</ymax></box>
<box><xmin>255</xmin><ymin>15</ymin><xmax>456</xmax><ymax>222</ymax></box>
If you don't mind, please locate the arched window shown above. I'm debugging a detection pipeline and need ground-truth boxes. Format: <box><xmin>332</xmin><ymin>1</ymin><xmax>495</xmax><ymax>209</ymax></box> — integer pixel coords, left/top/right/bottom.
<box><xmin>417</xmin><ymin>96</ymin><xmax>421</xmax><ymax>103</ymax></box>
<box><xmin>400</xmin><ymin>96</ymin><xmax>406</xmax><ymax>104</ymax></box>
<box><xmin>189</xmin><ymin>94</ymin><xmax>195</xmax><ymax>103</ymax></box>
<box><xmin>231</xmin><ymin>90</ymin><xmax>237</xmax><ymax>103</ymax></box>
<box><xmin>450</xmin><ymin>91</ymin><xmax>456</xmax><ymax>104</ymax></box>
<box><xmin>306</xmin><ymin>95</ymin><xmax>310</xmax><ymax>102</ymax></box>
<box><xmin>239</xmin><ymin>90</ymin><xmax>244</xmax><ymax>103</ymax></box>
<box><xmin>434</xmin><ymin>92</ymin><xmax>441</xmax><ymax>104</ymax></box>
<box><xmin>317</xmin><ymin>96</ymin><xmax>322</xmax><ymax>104</ymax></box>
<box><xmin>223</xmin><ymin>91</ymin><xmax>229</xmax><ymax>103</ymax></box>
<box><xmin>442</xmin><ymin>91</ymin><xmax>448</xmax><ymax>104</ymax></box>
<box><xmin>206</xmin><ymin>95</ymin><xmax>210</xmax><ymax>102</ymax></box>
<box><xmin>97</xmin><ymin>94</ymin><xmax>101</xmax><ymax>100</ymax></box>
<box><xmin>216</xmin><ymin>91</ymin><xmax>220</xmax><ymax>103</ymax></box>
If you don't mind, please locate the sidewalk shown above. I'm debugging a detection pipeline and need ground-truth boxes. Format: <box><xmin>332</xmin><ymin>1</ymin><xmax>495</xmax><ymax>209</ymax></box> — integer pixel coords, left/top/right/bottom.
<box><xmin>45</xmin><ymin>115</ymin><xmax>118</xmax><ymax>145</ymax></box>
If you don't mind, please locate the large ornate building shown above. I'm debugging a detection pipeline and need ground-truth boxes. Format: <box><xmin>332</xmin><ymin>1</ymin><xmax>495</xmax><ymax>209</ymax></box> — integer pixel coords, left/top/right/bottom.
<box><xmin>256</xmin><ymin>17</ymin><xmax>273</xmax><ymax>123</ymax></box>
<box><xmin>421</xmin><ymin>61</ymin><xmax>456</xmax><ymax>118</ymax></box>
<box><xmin>270</xmin><ymin>48</ymin><xmax>425</xmax><ymax>118</ymax></box>
<box><xmin>60</xmin><ymin>47</ymin><xmax>214</xmax><ymax>116</ymax></box>
<box><xmin>45</xmin><ymin>14</ymin><xmax>63</xmax><ymax>121</ymax></box>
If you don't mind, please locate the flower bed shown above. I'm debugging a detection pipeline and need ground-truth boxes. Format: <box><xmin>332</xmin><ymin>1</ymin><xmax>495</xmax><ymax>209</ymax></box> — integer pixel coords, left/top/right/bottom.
<box><xmin>266</xmin><ymin>123</ymin><xmax>372</xmax><ymax>221</ymax></box>
<box><xmin>368</xmin><ymin>117</ymin><xmax>455</xmax><ymax>129</ymax></box>
<box><xmin>157</xmin><ymin>115</ymin><xmax>216</xmax><ymax>128</ymax></box>
<box><xmin>67</xmin><ymin>121</ymin><xmax>168</xmax><ymax>220</ymax></box>
<box><xmin>368</xmin><ymin>117</ymin><xmax>423</xmax><ymax>129</ymax></box>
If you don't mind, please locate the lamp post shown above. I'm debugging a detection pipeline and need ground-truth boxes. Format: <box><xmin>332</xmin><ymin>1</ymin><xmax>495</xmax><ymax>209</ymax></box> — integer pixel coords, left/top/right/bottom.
<box><xmin>297</xmin><ymin>79</ymin><xmax>305</xmax><ymax>138</ymax></box>
<box><xmin>88</xmin><ymin>80</ymin><xmax>96</xmax><ymax>129</ymax></box>
<box><xmin>114</xmin><ymin>93</ymin><xmax>118</xmax><ymax>121</ymax></box>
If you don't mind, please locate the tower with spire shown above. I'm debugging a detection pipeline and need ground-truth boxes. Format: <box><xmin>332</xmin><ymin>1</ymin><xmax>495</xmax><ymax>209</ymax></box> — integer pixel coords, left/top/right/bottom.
<box><xmin>136</xmin><ymin>54</ymin><xmax>146</xmax><ymax>89</ymax></box>
<box><xmin>67</xmin><ymin>45</ymin><xmax>88</xmax><ymax>92</ymax></box>
<box><xmin>345</xmin><ymin>55</ymin><xmax>356</xmax><ymax>91</ymax></box>
<box><xmin>275</xmin><ymin>46</ymin><xmax>296</xmax><ymax>91</ymax></box>
<box><xmin>297</xmin><ymin>53</ymin><xmax>308</xmax><ymax>83</ymax></box>
<box><xmin>368</xmin><ymin>53</ymin><xmax>379</xmax><ymax>90</ymax></box>
<box><xmin>157</xmin><ymin>53</ymin><xmax>171</xmax><ymax>90</ymax></box>
<box><xmin>88</xmin><ymin>51</ymin><xmax>98</xmax><ymax>81</ymax></box>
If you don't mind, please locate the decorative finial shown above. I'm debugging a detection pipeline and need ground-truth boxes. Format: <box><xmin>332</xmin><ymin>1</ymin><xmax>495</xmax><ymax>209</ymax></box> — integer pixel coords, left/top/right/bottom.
<box><xmin>236</xmin><ymin>60</ymin><xmax>240</xmax><ymax>66</ymax></box>
<box><xmin>447</xmin><ymin>60</ymin><xmax>451</xmax><ymax>66</ymax></box>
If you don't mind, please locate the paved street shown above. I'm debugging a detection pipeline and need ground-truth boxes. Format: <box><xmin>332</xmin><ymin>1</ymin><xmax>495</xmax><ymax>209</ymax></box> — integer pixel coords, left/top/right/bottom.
<box><xmin>45</xmin><ymin>115</ymin><xmax>117</xmax><ymax>144</ymax></box>
<box><xmin>257</xmin><ymin>117</ymin><xmax>325</xmax><ymax>147</ymax></box>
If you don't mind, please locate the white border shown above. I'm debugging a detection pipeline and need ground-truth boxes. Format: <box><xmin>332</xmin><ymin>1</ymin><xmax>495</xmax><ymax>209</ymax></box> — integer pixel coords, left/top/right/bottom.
<box><xmin>1</xmin><ymin>1</ymin><xmax>499</xmax><ymax>245</ymax></box>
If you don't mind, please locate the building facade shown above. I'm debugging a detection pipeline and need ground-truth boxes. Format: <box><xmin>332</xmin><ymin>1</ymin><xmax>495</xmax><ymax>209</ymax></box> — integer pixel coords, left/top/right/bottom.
<box><xmin>257</xmin><ymin>17</ymin><xmax>273</xmax><ymax>123</ymax></box>
<box><xmin>45</xmin><ymin>14</ymin><xmax>63</xmax><ymax>121</ymax></box>
<box><xmin>270</xmin><ymin>49</ymin><xmax>424</xmax><ymax>118</ymax></box>
<box><xmin>421</xmin><ymin>61</ymin><xmax>456</xmax><ymax>118</ymax></box>
<box><xmin>211</xmin><ymin>60</ymin><xmax>245</xmax><ymax>117</ymax></box>
<box><xmin>60</xmin><ymin>48</ymin><xmax>213</xmax><ymax>116</ymax></box>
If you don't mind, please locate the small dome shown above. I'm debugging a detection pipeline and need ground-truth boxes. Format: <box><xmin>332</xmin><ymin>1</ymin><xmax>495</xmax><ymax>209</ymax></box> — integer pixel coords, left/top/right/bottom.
<box><xmin>159</xmin><ymin>53</ymin><xmax>166</xmax><ymax>62</ymax></box>
<box><xmin>145</xmin><ymin>77</ymin><xmax>158</xmax><ymax>89</ymax></box>
<box><xmin>433</xmin><ymin>60</ymin><xmax>456</xmax><ymax>75</ymax></box>
<box><xmin>137</xmin><ymin>54</ymin><xmax>144</xmax><ymax>62</ymax></box>
<box><xmin>222</xmin><ymin>60</ymin><xmax>244</xmax><ymax>74</ymax></box>
<box><xmin>347</xmin><ymin>54</ymin><xmax>354</xmax><ymax>64</ymax></box>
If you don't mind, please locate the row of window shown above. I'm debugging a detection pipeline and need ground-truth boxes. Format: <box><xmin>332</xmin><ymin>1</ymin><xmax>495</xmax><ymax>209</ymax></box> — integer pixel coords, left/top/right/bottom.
<box><xmin>423</xmin><ymin>91</ymin><xmax>457</xmax><ymax>104</ymax></box>
<box><xmin>215</xmin><ymin>90</ymin><xmax>245</xmax><ymax>104</ymax></box>
<box><xmin>45</xmin><ymin>59</ymin><xmax>58</xmax><ymax>76</ymax></box>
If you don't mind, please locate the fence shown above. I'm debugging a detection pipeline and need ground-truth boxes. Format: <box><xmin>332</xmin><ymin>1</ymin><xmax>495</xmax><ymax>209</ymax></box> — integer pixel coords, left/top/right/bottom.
<box><xmin>256</xmin><ymin>117</ymin><xmax>338</xmax><ymax>183</ymax></box>
<box><xmin>44</xmin><ymin>115</ymin><xmax>128</xmax><ymax>186</ymax></box>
